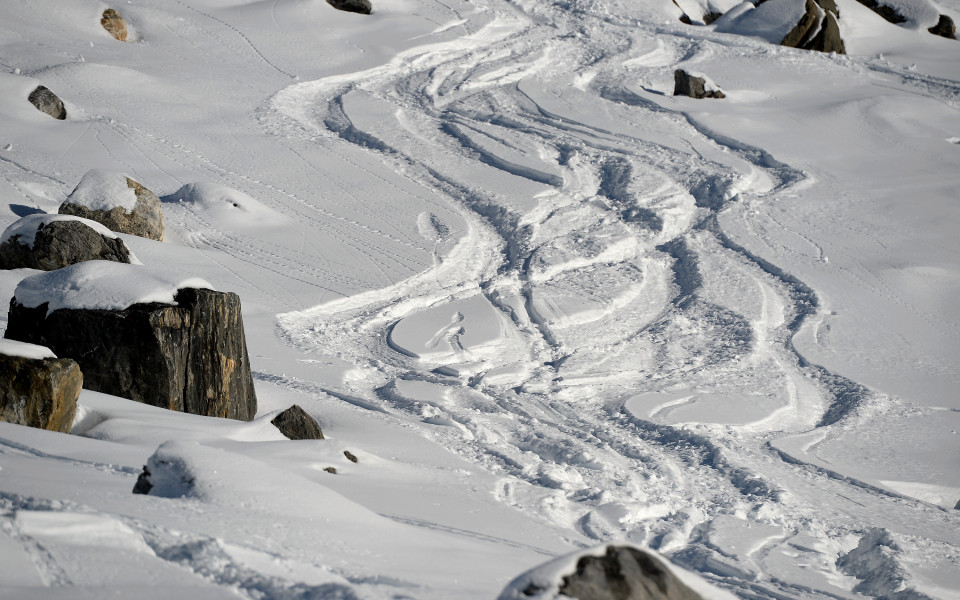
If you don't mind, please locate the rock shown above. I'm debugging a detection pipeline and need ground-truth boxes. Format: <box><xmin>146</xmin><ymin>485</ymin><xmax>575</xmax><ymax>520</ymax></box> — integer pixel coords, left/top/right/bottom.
<box><xmin>673</xmin><ymin>70</ymin><xmax>725</xmax><ymax>99</ymax></box>
<box><xmin>327</xmin><ymin>0</ymin><xmax>372</xmax><ymax>14</ymax></box>
<box><xmin>132</xmin><ymin>466</ymin><xmax>153</xmax><ymax>494</ymax></box>
<box><xmin>60</xmin><ymin>171</ymin><xmax>165</xmax><ymax>241</ymax></box>
<box><xmin>101</xmin><ymin>9</ymin><xmax>128</xmax><ymax>41</ymax></box>
<box><xmin>928</xmin><ymin>14</ymin><xmax>957</xmax><ymax>39</ymax></box>
<box><xmin>0</xmin><ymin>344</ymin><xmax>81</xmax><ymax>433</ymax></box>
<box><xmin>806</xmin><ymin>12</ymin><xmax>846</xmax><ymax>53</ymax></box>
<box><xmin>5</xmin><ymin>287</ymin><xmax>257</xmax><ymax>421</ymax></box>
<box><xmin>324</xmin><ymin>467</ymin><xmax>338</xmax><ymax>474</ymax></box>
<box><xmin>702</xmin><ymin>11</ymin><xmax>724</xmax><ymax>24</ymax></box>
<box><xmin>271</xmin><ymin>404</ymin><xmax>324</xmax><ymax>440</ymax></box>
<box><xmin>854</xmin><ymin>0</ymin><xmax>906</xmax><ymax>23</ymax></box>
<box><xmin>344</xmin><ymin>450</ymin><xmax>358</xmax><ymax>463</ymax></box>
<box><xmin>27</xmin><ymin>86</ymin><xmax>66</xmax><ymax>120</ymax></box>
<box><xmin>0</xmin><ymin>215</ymin><xmax>133</xmax><ymax>271</ymax></box>
<box><xmin>781</xmin><ymin>0</ymin><xmax>822</xmax><ymax>47</ymax></box>
<box><xmin>498</xmin><ymin>544</ymin><xmax>711</xmax><ymax>600</ymax></box>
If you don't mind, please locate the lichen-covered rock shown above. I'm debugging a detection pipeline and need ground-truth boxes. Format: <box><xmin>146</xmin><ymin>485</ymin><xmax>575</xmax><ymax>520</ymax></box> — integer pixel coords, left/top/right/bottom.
<box><xmin>27</xmin><ymin>85</ymin><xmax>66</xmax><ymax>120</ymax></box>
<box><xmin>928</xmin><ymin>14</ymin><xmax>957</xmax><ymax>38</ymax></box>
<box><xmin>327</xmin><ymin>0</ymin><xmax>372</xmax><ymax>14</ymax></box>
<box><xmin>60</xmin><ymin>171</ymin><xmax>165</xmax><ymax>241</ymax></box>
<box><xmin>0</xmin><ymin>347</ymin><xmax>81</xmax><ymax>433</ymax></box>
<box><xmin>673</xmin><ymin>70</ymin><xmax>725</xmax><ymax>99</ymax></box>
<box><xmin>101</xmin><ymin>9</ymin><xmax>128</xmax><ymax>41</ymax></box>
<box><xmin>0</xmin><ymin>215</ymin><xmax>133</xmax><ymax>271</ymax></box>
<box><xmin>5</xmin><ymin>287</ymin><xmax>257</xmax><ymax>421</ymax></box>
<box><xmin>271</xmin><ymin>404</ymin><xmax>324</xmax><ymax>440</ymax></box>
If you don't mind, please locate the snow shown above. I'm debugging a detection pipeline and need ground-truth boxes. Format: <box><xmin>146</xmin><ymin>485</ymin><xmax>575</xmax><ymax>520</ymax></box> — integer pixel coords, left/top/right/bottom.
<box><xmin>14</xmin><ymin>261</ymin><xmax>212</xmax><ymax>315</ymax></box>
<box><xmin>0</xmin><ymin>338</ymin><xmax>56</xmax><ymax>360</ymax></box>
<box><xmin>2</xmin><ymin>213</ymin><xmax>121</xmax><ymax>248</ymax></box>
<box><xmin>64</xmin><ymin>170</ymin><xmax>139</xmax><ymax>213</ymax></box>
<box><xmin>1</xmin><ymin>0</ymin><xmax>959</xmax><ymax>597</ymax></box>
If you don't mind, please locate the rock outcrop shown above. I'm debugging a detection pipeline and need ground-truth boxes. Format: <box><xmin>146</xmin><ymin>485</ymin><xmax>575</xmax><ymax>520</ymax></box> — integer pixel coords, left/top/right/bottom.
<box><xmin>59</xmin><ymin>171</ymin><xmax>165</xmax><ymax>241</ymax></box>
<box><xmin>673</xmin><ymin>70</ymin><xmax>725</xmax><ymax>99</ymax></box>
<box><xmin>854</xmin><ymin>0</ymin><xmax>906</xmax><ymax>23</ymax></box>
<box><xmin>271</xmin><ymin>404</ymin><xmax>324</xmax><ymax>440</ymax></box>
<box><xmin>5</xmin><ymin>287</ymin><xmax>257</xmax><ymax>421</ymax></box>
<box><xmin>0</xmin><ymin>346</ymin><xmax>81</xmax><ymax>433</ymax></box>
<box><xmin>782</xmin><ymin>0</ymin><xmax>846</xmax><ymax>53</ymax></box>
<box><xmin>27</xmin><ymin>85</ymin><xmax>66</xmax><ymax>120</ymax></box>
<box><xmin>928</xmin><ymin>14</ymin><xmax>957</xmax><ymax>38</ymax></box>
<box><xmin>327</xmin><ymin>0</ymin><xmax>372</xmax><ymax>14</ymax></box>
<box><xmin>101</xmin><ymin>9</ymin><xmax>128</xmax><ymax>41</ymax></box>
<box><xmin>0</xmin><ymin>215</ymin><xmax>133</xmax><ymax>271</ymax></box>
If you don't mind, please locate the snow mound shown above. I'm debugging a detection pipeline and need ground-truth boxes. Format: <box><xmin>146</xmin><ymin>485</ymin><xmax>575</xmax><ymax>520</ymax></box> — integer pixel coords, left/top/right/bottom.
<box><xmin>497</xmin><ymin>543</ymin><xmax>738</xmax><ymax>600</ymax></box>
<box><xmin>65</xmin><ymin>169</ymin><xmax>139</xmax><ymax>212</ymax></box>
<box><xmin>713</xmin><ymin>0</ymin><xmax>809</xmax><ymax>43</ymax></box>
<box><xmin>0</xmin><ymin>338</ymin><xmax>56</xmax><ymax>360</ymax></box>
<box><xmin>2</xmin><ymin>213</ymin><xmax>121</xmax><ymax>248</ymax></box>
<box><xmin>14</xmin><ymin>261</ymin><xmax>213</xmax><ymax>315</ymax></box>
<box><xmin>165</xmin><ymin>182</ymin><xmax>289</xmax><ymax>229</ymax></box>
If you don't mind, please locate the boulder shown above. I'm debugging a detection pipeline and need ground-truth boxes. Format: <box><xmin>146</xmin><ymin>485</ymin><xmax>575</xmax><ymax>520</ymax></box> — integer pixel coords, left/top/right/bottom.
<box><xmin>27</xmin><ymin>85</ymin><xmax>66</xmax><ymax>120</ymax></box>
<box><xmin>327</xmin><ymin>0</ymin><xmax>372</xmax><ymax>14</ymax></box>
<box><xmin>0</xmin><ymin>340</ymin><xmax>81</xmax><ymax>433</ymax></box>
<box><xmin>101</xmin><ymin>9</ymin><xmax>128</xmax><ymax>41</ymax></box>
<box><xmin>806</xmin><ymin>12</ymin><xmax>846</xmax><ymax>53</ymax></box>
<box><xmin>854</xmin><ymin>0</ymin><xmax>906</xmax><ymax>23</ymax></box>
<box><xmin>60</xmin><ymin>170</ymin><xmax>165</xmax><ymax>241</ymax></box>
<box><xmin>5</xmin><ymin>276</ymin><xmax>257</xmax><ymax>420</ymax></box>
<box><xmin>271</xmin><ymin>404</ymin><xmax>324</xmax><ymax>440</ymax></box>
<box><xmin>781</xmin><ymin>0</ymin><xmax>846</xmax><ymax>53</ymax></box>
<box><xmin>928</xmin><ymin>14</ymin><xmax>957</xmax><ymax>38</ymax></box>
<box><xmin>498</xmin><ymin>544</ymin><xmax>713</xmax><ymax>600</ymax></box>
<box><xmin>673</xmin><ymin>70</ymin><xmax>725</xmax><ymax>99</ymax></box>
<box><xmin>0</xmin><ymin>214</ymin><xmax>133</xmax><ymax>271</ymax></box>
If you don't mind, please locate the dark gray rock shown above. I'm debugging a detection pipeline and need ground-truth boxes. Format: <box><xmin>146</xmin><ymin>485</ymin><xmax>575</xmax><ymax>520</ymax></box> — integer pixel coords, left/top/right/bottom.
<box><xmin>271</xmin><ymin>404</ymin><xmax>324</xmax><ymax>440</ymax></box>
<box><xmin>854</xmin><ymin>0</ymin><xmax>906</xmax><ymax>23</ymax></box>
<box><xmin>0</xmin><ymin>218</ymin><xmax>132</xmax><ymax>271</ymax></box>
<box><xmin>558</xmin><ymin>546</ymin><xmax>704</xmax><ymax>600</ymax></box>
<box><xmin>5</xmin><ymin>287</ymin><xmax>257</xmax><ymax>421</ymax></box>
<box><xmin>673</xmin><ymin>70</ymin><xmax>725</xmax><ymax>99</ymax></box>
<box><xmin>0</xmin><ymin>352</ymin><xmax>81</xmax><ymax>433</ymax></box>
<box><xmin>344</xmin><ymin>450</ymin><xmax>358</xmax><ymax>463</ymax></box>
<box><xmin>929</xmin><ymin>14</ymin><xmax>957</xmax><ymax>39</ymax></box>
<box><xmin>101</xmin><ymin>8</ymin><xmax>128</xmax><ymax>41</ymax></box>
<box><xmin>327</xmin><ymin>0</ymin><xmax>372</xmax><ymax>14</ymax></box>
<box><xmin>27</xmin><ymin>86</ymin><xmax>66</xmax><ymax>120</ymax></box>
<box><xmin>60</xmin><ymin>173</ymin><xmax>165</xmax><ymax>241</ymax></box>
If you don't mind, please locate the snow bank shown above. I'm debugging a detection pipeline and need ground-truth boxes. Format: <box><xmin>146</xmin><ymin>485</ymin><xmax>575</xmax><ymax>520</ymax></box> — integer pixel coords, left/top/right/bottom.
<box><xmin>65</xmin><ymin>169</ymin><xmax>139</xmax><ymax>212</ymax></box>
<box><xmin>165</xmin><ymin>182</ymin><xmax>289</xmax><ymax>229</ymax></box>
<box><xmin>14</xmin><ymin>261</ymin><xmax>212</xmax><ymax>315</ymax></box>
<box><xmin>1</xmin><ymin>213</ymin><xmax>121</xmax><ymax>248</ymax></box>
<box><xmin>0</xmin><ymin>338</ymin><xmax>56</xmax><ymax>360</ymax></box>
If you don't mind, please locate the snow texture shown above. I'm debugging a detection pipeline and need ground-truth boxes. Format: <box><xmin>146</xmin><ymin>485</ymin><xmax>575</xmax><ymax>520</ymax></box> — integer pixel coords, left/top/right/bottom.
<box><xmin>0</xmin><ymin>338</ymin><xmax>56</xmax><ymax>360</ymax></box>
<box><xmin>1</xmin><ymin>213</ymin><xmax>120</xmax><ymax>248</ymax></box>
<box><xmin>64</xmin><ymin>169</ymin><xmax>139</xmax><ymax>212</ymax></box>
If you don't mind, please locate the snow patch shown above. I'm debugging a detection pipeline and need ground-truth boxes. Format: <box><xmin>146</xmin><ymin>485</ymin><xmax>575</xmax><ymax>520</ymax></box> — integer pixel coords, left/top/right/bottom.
<box><xmin>65</xmin><ymin>170</ymin><xmax>139</xmax><ymax>213</ymax></box>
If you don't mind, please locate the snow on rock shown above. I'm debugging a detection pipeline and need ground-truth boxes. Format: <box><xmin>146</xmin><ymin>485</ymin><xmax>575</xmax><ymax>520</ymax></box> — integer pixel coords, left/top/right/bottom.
<box><xmin>13</xmin><ymin>260</ymin><xmax>212</xmax><ymax>316</ymax></box>
<box><xmin>60</xmin><ymin>170</ymin><xmax>165</xmax><ymax>241</ymax></box>
<box><xmin>497</xmin><ymin>543</ymin><xmax>738</xmax><ymax>600</ymax></box>
<box><xmin>0</xmin><ymin>213</ymin><xmax>138</xmax><ymax>271</ymax></box>
<box><xmin>1</xmin><ymin>213</ymin><xmax>119</xmax><ymax>248</ymax></box>
<box><xmin>63</xmin><ymin>170</ymin><xmax>139</xmax><ymax>213</ymax></box>
<box><xmin>0</xmin><ymin>338</ymin><xmax>56</xmax><ymax>360</ymax></box>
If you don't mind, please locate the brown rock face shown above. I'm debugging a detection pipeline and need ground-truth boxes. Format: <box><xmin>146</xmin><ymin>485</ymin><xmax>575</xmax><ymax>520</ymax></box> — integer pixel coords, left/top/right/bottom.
<box><xmin>781</xmin><ymin>0</ymin><xmax>847</xmax><ymax>54</ymax></box>
<box><xmin>0</xmin><ymin>219</ymin><xmax>132</xmax><ymax>271</ymax></box>
<box><xmin>673</xmin><ymin>70</ymin><xmax>725</xmax><ymax>99</ymax></box>
<box><xmin>101</xmin><ymin>9</ymin><xmax>128</xmax><ymax>41</ymax></box>
<box><xmin>60</xmin><ymin>176</ymin><xmax>165</xmax><ymax>241</ymax></box>
<box><xmin>558</xmin><ymin>546</ymin><xmax>704</xmax><ymax>600</ymax></box>
<box><xmin>928</xmin><ymin>14</ymin><xmax>957</xmax><ymax>39</ymax></box>
<box><xmin>5</xmin><ymin>288</ymin><xmax>257</xmax><ymax>421</ymax></box>
<box><xmin>0</xmin><ymin>354</ymin><xmax>81</xmax><ymax>433</ymax></box>
<box><xmin>27</xmin><ymin>86</ymin><xmax>66</xmax><ymax>120</ymax></box>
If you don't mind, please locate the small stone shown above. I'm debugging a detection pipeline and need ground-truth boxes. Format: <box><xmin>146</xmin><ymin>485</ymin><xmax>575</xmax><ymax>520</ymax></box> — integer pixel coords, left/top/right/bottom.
<box><xmin>344</xmin><ymin>450</ymin><xmax>358</xmax><ymax>463</ymax></box>
<box><xmin>324</xmin><ymin>467</ymin><xmax>338</xmax><ymax>474</ymax></box>
<box><xmin>271</xmin><ymin>404</ymin><xmax>324</xmax><ymax>440</ymax></box>
<box><xmin>132</xmin><ymin>466</ymin><xmax>153</xmax><ymax>494</ymax></box>
<box><xmin>673</xmin><ymin>70</ymin><xmax>725</xmax><ymax>99</ymax></box>
<box><xmin>27</xmin><ymin>86</ymin><xmax>66</xmax><ymax>120</ymax></box>
<box><xmin>327</xmin><ymin>0</ymin><xmax>372</xmax><ymax>14</ymax></box>
<box><xmin>928</xmin><ymin>14</ymin><xmax>957</xmax><ymax>39</ymax></box>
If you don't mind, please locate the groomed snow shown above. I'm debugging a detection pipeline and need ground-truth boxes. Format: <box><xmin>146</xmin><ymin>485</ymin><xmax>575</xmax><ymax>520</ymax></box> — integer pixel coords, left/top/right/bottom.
<box><xmin>14</xmin><ymin>261</ymin><xmax>212</xmax><ymax>315</ymax></box>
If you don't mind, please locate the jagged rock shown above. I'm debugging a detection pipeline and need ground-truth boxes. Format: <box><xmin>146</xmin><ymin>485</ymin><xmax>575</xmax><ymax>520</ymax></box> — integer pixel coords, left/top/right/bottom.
<box><xmin>344</xmin><ymin>450</ymin><xmax>358</xmax><ymax>463</ymax></box>
<box><xmin>673</xmin><ymin>70</ymin><xmax>725</xmax><ymax>99</ymax></box>
<box><xmin>854</xmin><ymin>0</ymin><xmax>906</xmax><ymax>23</ymax></box>
<box><xmin>817</xmin><ymin>0</ymin><xmax>839</xmax><ymax>17</ymax></box>
<box><xmin>27</xmin><ymin>86</ymin><xmax>66</xmax><ymax>120</ymax></box>
<box><xmin>558</xmin><ymin>546</ymin><xmax>704</xmax><ymax>600</ymax></box>
<box><xmin>101</xmin><ymin>9</ymin><xmax>128</xmax><ymax>41</ymax></box>
<box><xmin>0</xmin><ymin>343</ymin><xmax>81</xmax><ymax>433</ymax></box>
<box><xmin>703</xmin><ymin>11</ymin><xmax>724</xmax><ymax>24</ymax></box>
<box><xmin>5</xmin><ymin>287</ymin><xmax>257</xmax><ymax>421</ymax></box>
<box><xmin>271</xmin><ymin>404</ymin><xmax>324</xmax><ymax>440</ymax></box>
<box><xmin>781</xmin><ymin>0</ymin><xmax>822</xmax><ymax>47</ymax></box>
<box><xmin>0</xmin><ymin>215</ymin><xmax>133</xmax><ymax>271</ymax></box>
<box><xmin>59</xmin><ymin>170</ymin><xmax>165</xmax><ymax>241</ymax></box>
<box><xmin>928</xmin><ymin>14</ymin><xmax>957</xmax><ymax>38</ymax></box>
<box><xmin>327</xmin><ymin>0</ymin><xmax>372</xmax><ymax>14</ymax></box>
<box><xmin>806</xmin><ymin>12</ymin><xmax>846</xmax><ymax>53</ymax></box>
<box><xmin>132</xmin><ymin>466</ymin><xmax>153</xmax><ymax>494</ymax></box>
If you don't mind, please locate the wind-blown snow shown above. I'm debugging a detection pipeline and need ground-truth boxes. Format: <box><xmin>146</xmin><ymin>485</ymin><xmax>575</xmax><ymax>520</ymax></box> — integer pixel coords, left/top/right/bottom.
<box><xmin>1</xmin><ymin>0</ymin><xmax>959</xmax><ymax>597</ymax></box>
<box><xmin>14</xmin><ymin>261</ymin><xmax>212</xmax><ymax>315</ymax></box>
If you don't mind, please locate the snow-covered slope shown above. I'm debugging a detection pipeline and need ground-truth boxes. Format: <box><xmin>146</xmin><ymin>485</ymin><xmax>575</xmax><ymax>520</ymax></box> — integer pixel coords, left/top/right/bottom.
<box><xmin>1</xmin><ymin>0</ymin><xmax>959</xmax><ymax>598</ymax></box>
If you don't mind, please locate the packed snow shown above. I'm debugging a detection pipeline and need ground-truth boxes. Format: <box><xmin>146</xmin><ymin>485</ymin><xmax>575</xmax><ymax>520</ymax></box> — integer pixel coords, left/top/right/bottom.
<box><xmin>63</xmin><ymin>170</ymin><xmax>139</xmax><ymax>213</ymax></box>
<box><xmin>1</xmin><ymin>0</ymin><xmax>959</xmax><ymax>598</ymax></box>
